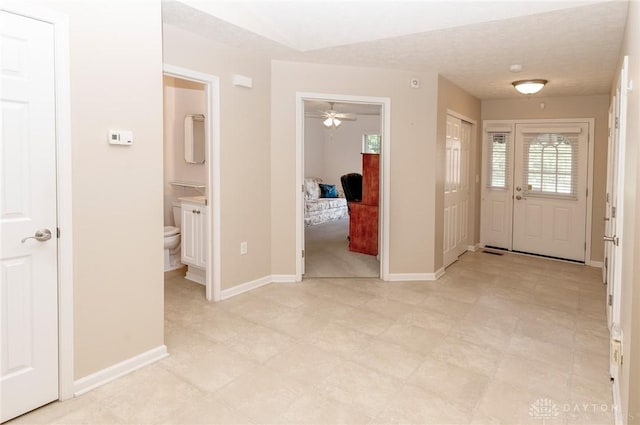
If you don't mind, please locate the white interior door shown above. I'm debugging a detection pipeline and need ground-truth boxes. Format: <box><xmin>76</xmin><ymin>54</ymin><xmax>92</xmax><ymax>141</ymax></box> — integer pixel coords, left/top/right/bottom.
<box><xmin>604</xmin><ymin>97</ymin><xmax>618</xmax><ymax>328</ymax></box>
<box><xmin>443</xmin><ymin>115</ymin><xmax>470</xmax><ymax>267</ymax></box>
<box><xmin>1</xmin><ymin>11</ymin><xmax>59</xmax><ymax>422</ymax></box>
<box><xmin>606</xmin><ymin>58</ymin><xmax>629</xmax><ymax>372</ymax></box>
<box><xmin>512</xmin><ymin>123</ymin><xmax>589</xmax><ymax>262</ymax></box>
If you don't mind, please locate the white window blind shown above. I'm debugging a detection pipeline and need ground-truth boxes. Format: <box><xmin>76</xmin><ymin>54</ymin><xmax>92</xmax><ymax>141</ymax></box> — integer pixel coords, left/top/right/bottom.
<box><xmin>523</xmin><ymin>133</ymin><xmax>578</xmax><ymax>199</ymax></box>
<box><xmin>487</xmin><ymin>132</ymin><xmax>511</xmax><ymax>189</ymax></box>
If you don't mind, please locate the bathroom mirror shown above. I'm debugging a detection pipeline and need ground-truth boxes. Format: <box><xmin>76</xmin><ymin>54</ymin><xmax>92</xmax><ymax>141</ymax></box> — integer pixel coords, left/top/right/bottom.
<box><xmin>184</xmin><ymin>114</ymin><xmax>205</xmax><ymax>164</ymax></box>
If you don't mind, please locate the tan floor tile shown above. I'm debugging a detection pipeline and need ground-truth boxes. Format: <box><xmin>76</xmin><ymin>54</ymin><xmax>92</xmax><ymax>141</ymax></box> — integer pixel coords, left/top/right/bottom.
<box><xmin>159</xmin><ymin>338</ymin><xmax>257</xmax><ymax>393</ymax></box>
<box><xmin>464</xmin><ymin>304</ymin><xmax>520</xmax><ymax>333</ymax></box>
<box><xmin>330</xmin><ymin>305</ymin><xmax>394</xmax><ymax>336</ymax></box>
<box><xmin>409</xmin><ymin>356</ymin><xmax>490</xmax><ymax>411</ymax></box>
<box><xmin>514</xmin><ymin>317</ymin><xmax>576</xmax><ymax>348</ymax></box>
<box><xmin>304</xmin><ymin>322</ymin><xmax>371</xmax><ymax>357</ymax></box>
<box><xmin>213</xmin><ymin>366</ymin><xmax>308</xmax><ymax>424</ymax></box>
<box><xmin>421</xmin><ymin>293</ymin><xmax>476</xmax><ymax>319</ymax></box>
<box><xmin>161</xmin><ymin>396</ymin><xmax>254</xmax><ymax>424</ymax></box>
<box><xmin>379</xmin><ymin>323</ymin><xmax>445</xmax><ymax>356</ymax></box>
<box><xmin>574</xmin><ymin>329</ymin><xmax>609</xmax><ymax>355</ymax></box>
<box><xmin>278</xmin><ymin>391</ymin><xmax>372</xmax><ymax>424</ymax></box>
<box><xmin>572</xmin><ymin>350</ymin><xmax>611</xmax><ymax>384</ymax></box>
<box><xmin>507</xmin><ymin>335</ymin><xmax>574</xmax><ymax>372</ymax></box>
<box><xmin>450</xmin><ymin>320</ymin><xmax>514</xmax><ymax>352</ymax></box>
<box><xmin>265</xmin><ymin>342</ymin><xmax>345</xmax><ymax>386</ymax></box>
<box><xmin>398</xmin><ymin>307</ymin><xmax>460</xmax><ymax>334</ymax></box>
<box><xmin>316</xmin><ymin>360</ymin><xmax>402</xmax><ymax>416</ymax></box>
<box><xmin>264</xmin><ymin>308</ymin><xmax>327</xmax><ymax>338</ymax></box>
<box><xmin>493</xmin><ymin>354</ymin><xmax>572</xmax><ymax>401</ymax></box>
<box><xmin>431</xmin><ymin>336</ymin><xmax>503</xmax><ymax>377</ymax></box>
<box><xmin>353</xmin><ymin>338</ymin><xmax>425</xmax><ymax>380</ymax></box>
<box><xmin>361</xmin><ymin>297</ymin><xmax>418</xmax><ymax>320</ymax></box>
<box><xmin>374</xmin><ymin>384</ymin><xmax>472</xmax><ymax>425</ymax></box>
<box><xmin>226</xmin><ymin>323</ymin><xmax>295</xmax><ymax>363</ymax></box>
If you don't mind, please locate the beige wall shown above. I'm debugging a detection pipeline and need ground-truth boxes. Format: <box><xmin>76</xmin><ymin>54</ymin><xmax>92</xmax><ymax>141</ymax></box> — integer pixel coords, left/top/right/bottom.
<box><xmin>614</xmin><ymin>0</ymin><xmax>640</xmax><ymax>421</ymax></box>
<box><xmin>436</xmin><ymin>77</ymin><xmax>482</xmax><ymax>269</ymax></box>
<box><xmin>163</xmin><ymin>24</ymin><xmax>272</xmax><ymax>290</ymax></box>
<box><xmin>271</xmin><ymin>60</ymin><xmax>439</xmax><ymax>275</ymax></box>
<box><xmin>37</xmin><ymin>1</ymin><xmax>165</xmax><ymax>378</ymax></box>
<box><xmin>304</xmin><ymin>117</ymin><xmax>325</xmax><ymax>180</ymax></box>
<box><xmin>482</xmin><ymin>95</ymin><xmax>609</xmax><ymax>263</ymax></box>
<box><xmin>163</xmin><ymin>76</ymin><xmax>207</xmax><ymax>226</ymax></box>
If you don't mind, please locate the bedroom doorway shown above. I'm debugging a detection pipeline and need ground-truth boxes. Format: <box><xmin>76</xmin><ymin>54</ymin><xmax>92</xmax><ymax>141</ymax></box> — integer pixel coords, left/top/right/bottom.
<box><xmin>295</xmin><ymin>93</ymin><xmax>391</xmax><ymax>280</ymax></box>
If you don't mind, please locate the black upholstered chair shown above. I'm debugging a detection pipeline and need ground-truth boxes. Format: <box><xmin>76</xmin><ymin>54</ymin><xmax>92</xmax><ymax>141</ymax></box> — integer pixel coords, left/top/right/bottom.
<box><xmin>340</xmin><ymin>173</ymin><xmax>363</xmax><ymax>203</ymax></box>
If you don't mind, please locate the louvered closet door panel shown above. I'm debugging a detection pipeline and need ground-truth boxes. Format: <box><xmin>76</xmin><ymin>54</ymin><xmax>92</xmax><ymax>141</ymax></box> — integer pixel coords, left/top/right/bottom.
<box><xmin>512</xmin><ymin>123</ymin><xmax>589</xmax><ymax>261</ymax></box>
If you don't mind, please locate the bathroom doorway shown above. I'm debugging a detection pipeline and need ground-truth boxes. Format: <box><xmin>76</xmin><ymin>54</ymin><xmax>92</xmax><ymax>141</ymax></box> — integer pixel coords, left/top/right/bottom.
<box><xmin>162</xmin><ymin>65</ymin><xmax>221</xmax><ymax>301</ymax></box>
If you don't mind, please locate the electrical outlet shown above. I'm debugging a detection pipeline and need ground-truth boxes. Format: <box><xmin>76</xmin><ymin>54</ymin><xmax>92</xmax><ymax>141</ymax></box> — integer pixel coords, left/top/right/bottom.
<box><xmin>240</xmin><ymin>241</ymin><xmax>248</xmax><ymax>255</ymax></box>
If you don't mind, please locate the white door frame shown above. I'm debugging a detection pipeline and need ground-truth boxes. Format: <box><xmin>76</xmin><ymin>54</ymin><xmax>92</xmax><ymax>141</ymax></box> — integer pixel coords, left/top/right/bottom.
<box><xmin>481</xmin><ymin>118</ymin><xmax>596</xmax><ymax>265</ymax></box>
<box><xmin>295</xmin><ymin>92</ymin><xmax>391</xmax><ymax>281</ymax></box>
<box><xmin>163</xmin><ymin>64</ymin><xmax>221</xmax><ymax>302</ymax></box>
<box><xmin>1</xmin><ymin>1</ymin><xmax>75</xmax><ymax>400</ymax></box>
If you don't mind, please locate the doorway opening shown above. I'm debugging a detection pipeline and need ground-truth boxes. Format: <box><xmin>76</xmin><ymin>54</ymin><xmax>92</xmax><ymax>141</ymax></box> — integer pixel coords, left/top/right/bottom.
<box><xmin>295</xmin><ymin>93</ymin><xmax>391</xmax><ymax>281</ymax></box>
<box><xmin>162</xmin><ymin>65</ymin><xmax>221</xmax><ymax>301</ymax></box>
<box><xmin>302</xmin><ymin>100</ymin><xmax>382</xmax><ymax>278</ymax></box>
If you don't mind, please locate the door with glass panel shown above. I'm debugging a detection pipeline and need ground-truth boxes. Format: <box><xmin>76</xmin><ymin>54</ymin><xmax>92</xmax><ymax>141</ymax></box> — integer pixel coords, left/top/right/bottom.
<box><xmin>512</xmin><ymin>123</ymin><xmax>589</xmax><ymax>261</ymax></box>
<box><xmin>481</xmin><ymin>121</ymin><xmax>590</xmax><ymax>262</ymax></box>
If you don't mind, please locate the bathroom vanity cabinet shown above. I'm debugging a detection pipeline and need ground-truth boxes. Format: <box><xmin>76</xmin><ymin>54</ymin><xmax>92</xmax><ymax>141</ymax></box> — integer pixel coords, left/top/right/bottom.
<box><xmin>181</xmin><ymin>200</ymin><xmax>207</xmax><ymax>280</ymax></box>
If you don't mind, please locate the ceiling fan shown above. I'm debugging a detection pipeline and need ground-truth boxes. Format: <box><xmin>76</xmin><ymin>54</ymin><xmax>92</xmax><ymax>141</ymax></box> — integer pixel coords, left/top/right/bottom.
<box><xmin>306</xmin><ymin>102</ymin><xmax>357</xmax><ymax>128</ymax></box>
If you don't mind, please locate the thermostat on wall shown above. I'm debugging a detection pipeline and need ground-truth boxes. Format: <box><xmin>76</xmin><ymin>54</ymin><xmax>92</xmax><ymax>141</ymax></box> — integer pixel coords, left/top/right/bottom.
<box><xmin>108</xmin><ymin>130</ymin><xmax>133</xmax><ymax>145</ymax></box>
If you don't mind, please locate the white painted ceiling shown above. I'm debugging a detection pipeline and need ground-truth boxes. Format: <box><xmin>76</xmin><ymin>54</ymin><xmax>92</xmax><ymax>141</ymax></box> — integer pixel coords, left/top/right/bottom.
<box><xmin>163</xmin><ymin>0</ymin><xmax>629</xmax><ymax>99</ymax></box>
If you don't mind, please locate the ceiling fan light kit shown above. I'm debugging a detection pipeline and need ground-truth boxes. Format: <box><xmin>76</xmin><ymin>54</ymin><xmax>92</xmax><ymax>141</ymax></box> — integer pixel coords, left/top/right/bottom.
<box><xmin>323</xmin><ymin>116</ymin><xmax>342</xmax><ymax>128</ymax></box>
<box><xmin>512</xmin><ymin>79</ymin><xmax>548</xmax><ymax>95</ymax></box>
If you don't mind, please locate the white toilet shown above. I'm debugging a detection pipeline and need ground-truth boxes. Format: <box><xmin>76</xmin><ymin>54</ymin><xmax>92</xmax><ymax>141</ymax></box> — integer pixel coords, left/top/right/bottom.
<box><xmin>163</xmin><ymin>201</ymin><xmax>183</xmax><ymax>271</ymax></box>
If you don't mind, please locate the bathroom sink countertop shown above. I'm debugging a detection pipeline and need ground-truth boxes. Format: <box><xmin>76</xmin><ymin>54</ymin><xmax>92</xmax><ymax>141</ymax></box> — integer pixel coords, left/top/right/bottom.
<box><xmin>178</xmin><ymin>195</ymin><xmax>207</xmax><ymax>205</ymax></box>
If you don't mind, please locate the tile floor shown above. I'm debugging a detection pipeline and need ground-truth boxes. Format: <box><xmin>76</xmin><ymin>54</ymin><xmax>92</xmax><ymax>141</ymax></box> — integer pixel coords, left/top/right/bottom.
<box><xmin>12</xmin><ymin>251</ymin><xmax>613</xmax><ymax>424</ymax></box>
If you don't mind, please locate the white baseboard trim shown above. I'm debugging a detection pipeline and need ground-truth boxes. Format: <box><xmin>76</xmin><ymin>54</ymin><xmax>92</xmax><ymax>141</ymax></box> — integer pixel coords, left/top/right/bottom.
<box><xmin>220</xmin><ymin>275</ymin><xmax>272</xmax><ymax>300</ymax></box>
<box><xmin>73</xmin><ymin>345</ymin><xmax>168</xmax><ymax>397</ymax></box>
<box><xmin>587</xmin><ymin>260</ymin><xmax>604</xmax><ymax>268</ymax></box>
<box><xmin>388</xmin><ymin>268</ymin><xmax>445</xmax><ymax>281</ymax></box>
<box><xmin>466</xmin><ymin>243</ymin><xmax>480</xmax><ymax>252</ymax></box>
<box><xmin>613</xmin><ymin>378</ymin><xmax>623</xmax><ymax>425</ymax></box>
<box><xmin>271</xmin><ymin>274</ymin><xmax>297</xmax><ymax>283</ymax></box>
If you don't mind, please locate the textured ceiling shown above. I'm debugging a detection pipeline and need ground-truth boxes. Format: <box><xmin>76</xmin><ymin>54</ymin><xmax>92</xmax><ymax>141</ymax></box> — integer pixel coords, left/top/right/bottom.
<box><xmin>163</xmin><ymin>0</ymin><xmax>629</xmax><ymax>99</ymax></box>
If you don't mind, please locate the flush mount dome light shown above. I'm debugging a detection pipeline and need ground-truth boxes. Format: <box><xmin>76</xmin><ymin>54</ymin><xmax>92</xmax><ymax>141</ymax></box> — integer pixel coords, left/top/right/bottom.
<box><xmin>512</xmin><ymin>79</ymin><xmax>548</xmax><ymax>95</ymax></box>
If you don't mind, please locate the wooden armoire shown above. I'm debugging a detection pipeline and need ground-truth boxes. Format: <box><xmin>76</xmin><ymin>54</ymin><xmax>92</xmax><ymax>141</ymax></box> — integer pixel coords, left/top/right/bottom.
<box><xmin>348</xmin><ymin>153</ymin><xmax>379</xmax><ymax>256</ymax></box>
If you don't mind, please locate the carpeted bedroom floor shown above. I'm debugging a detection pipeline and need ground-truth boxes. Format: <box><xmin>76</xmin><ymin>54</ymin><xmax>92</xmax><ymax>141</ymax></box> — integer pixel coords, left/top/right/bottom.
<box><xmin>304</xmin><ymin>217</ymin><xmax>379</xmax><ymax>278</ymax></box>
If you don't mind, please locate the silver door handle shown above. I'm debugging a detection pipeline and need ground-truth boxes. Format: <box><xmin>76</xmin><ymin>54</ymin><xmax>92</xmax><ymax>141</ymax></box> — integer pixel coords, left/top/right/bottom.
<box><xmin>21</xmin><ymin>228</ymin><xmax>52</xmax><ymax>243</ymax></box>
<box><xmin>603</xmin><ymin>235</ymin><xmax>619</xmax><ymax>246</ymax></box>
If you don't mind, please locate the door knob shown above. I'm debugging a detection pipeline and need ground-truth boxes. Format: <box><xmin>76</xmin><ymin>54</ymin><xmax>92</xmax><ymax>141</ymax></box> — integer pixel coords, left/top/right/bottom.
<box><xmin>516</xmin><ymin>195</ymin><xmax>522</xmax><ymax>200</ymax></box>
<box><xmin>603</xmin><ymin>235</ymin><xmax>619</xmax><ymax>246</ymax></box>
<box><xmin>21</xmin><ymin>228</ymin><xmax>52</xmax><ymax>243</ymax></box>
<box><xmin>516</xmin><ymin>186</ymin><xmax>522</xmax><ymax>192</ymax></box>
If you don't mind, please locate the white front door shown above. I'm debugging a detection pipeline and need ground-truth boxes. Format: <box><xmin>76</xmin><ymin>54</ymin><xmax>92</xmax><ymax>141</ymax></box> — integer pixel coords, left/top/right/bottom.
<box><xmin>0</xmin><ymin>11</ymin><xmax>59</xmax><ymax>422</ymax></box>
<box><xmin>512</xmin><ymin>123</ymin><xmax>589</xmax><ymax>261</ymax></box>
<box><xmin>443</xmin><ymin>115</ymin><xmax>470</xmax><ymax>267</ymax></box>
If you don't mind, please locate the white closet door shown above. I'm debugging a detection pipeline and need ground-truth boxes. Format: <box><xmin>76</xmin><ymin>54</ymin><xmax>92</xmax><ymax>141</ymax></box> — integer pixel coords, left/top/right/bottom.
<box><xmin>444</xmin><ymin>115</ymin><xmax>469</xmax><ymax>267</ymax></box>
<box><xmin>1</xmin><ymin>11</ymin><xmax>59</xmax><ymax>422</ymax></box>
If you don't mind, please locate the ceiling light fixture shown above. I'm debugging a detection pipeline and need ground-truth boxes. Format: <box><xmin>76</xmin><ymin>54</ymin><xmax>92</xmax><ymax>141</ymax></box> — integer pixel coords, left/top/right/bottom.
<box><xmin>512</xmin><ymin>79</ymin><xmax>548</xmax><ymax>95</ymax></box>
<box><xmin>323</xmin><ymin>116</ymin><xmax>342</xmax><ymax>128</ymax></box>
